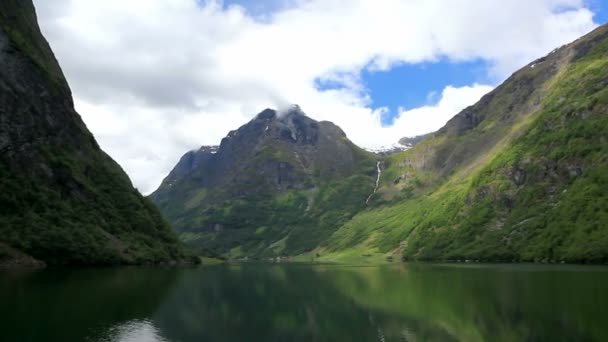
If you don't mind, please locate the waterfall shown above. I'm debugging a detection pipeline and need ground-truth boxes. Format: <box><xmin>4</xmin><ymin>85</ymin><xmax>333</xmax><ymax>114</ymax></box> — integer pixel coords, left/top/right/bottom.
<box><xmin>366</xmin><ymin>161</ymin><xmax>382</xmax><ymax>204</ymax></box>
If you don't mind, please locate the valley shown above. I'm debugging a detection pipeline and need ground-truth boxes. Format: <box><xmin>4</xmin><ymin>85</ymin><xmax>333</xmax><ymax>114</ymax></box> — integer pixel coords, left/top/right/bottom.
<box><xmin>1</xmin><ymin>2</ymin><xmax>607</xmax><ymax>341</ymax></box>
<box><xmin>153</xmin><ymin>24</ymin><xmax>608</xmax><ymax>263</ymax></box>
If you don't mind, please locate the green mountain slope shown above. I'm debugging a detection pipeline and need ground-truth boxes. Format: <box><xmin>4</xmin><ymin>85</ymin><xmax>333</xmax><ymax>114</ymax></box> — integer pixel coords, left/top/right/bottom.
<box><xmin>155</xmin><ymin>24</ymin><xmax>607</xmax><ymax>263</ymax></box>
<box><xmin>151</xmin><ymin>106</ymin><xmax>378</xmax><ymax>258</ymax></box>
<box><xmin>321</xmin><ymin>24</ymin><xmax>608</xmax><ymax>263</ymax></box>
<box><xmin>0</xmin><ymin>0</ymin><xmax>184</xmax><ymax>266</ymax></box>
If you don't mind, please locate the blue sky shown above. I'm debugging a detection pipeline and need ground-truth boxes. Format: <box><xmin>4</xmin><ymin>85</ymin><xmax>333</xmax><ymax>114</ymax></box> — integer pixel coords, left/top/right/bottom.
<box><xmin>360</xmin><ymin>59</ymin><xmax>491</xmax><ymax>125</ymax></box>
<box><xmin>313</xmin><ymin>59</ymin><xmax>491</xmax><ymax>125</ymax></box>
<box><xmin>589</xmin><ymin>0</ymin><xmax>608</xmax><ymax>23</ymax></box>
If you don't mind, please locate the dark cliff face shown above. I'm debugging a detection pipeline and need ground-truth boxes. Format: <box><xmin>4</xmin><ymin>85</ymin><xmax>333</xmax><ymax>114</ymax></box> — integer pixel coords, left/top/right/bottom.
<box><xmin>154</xmin><ymin>106</ymin><xmax>367</xmax><ymax>197</ymax></box>
<box><xmin>151</xmin><ymin>106</ymin><xmax>377</xmax><ymax>257</ymax></box>
<box><xmin>0</xmin><ymin>0</ymin><xmax>183</xmax><ymax>265</ymax></box>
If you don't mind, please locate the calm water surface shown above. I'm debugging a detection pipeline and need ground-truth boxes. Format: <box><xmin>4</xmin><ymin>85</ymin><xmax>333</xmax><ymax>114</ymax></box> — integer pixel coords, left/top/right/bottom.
<box><xmin>1</xmin><ymin>263</ymin><xmax>608</xmax><ymax>341</ymax></box>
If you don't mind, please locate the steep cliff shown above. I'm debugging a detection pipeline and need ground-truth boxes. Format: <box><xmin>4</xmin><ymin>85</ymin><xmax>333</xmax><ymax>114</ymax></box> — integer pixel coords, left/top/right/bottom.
<box><xmin>0</xmin><ymin>0</ymin><xmax>183</xmax><ymax>265</ymax></box>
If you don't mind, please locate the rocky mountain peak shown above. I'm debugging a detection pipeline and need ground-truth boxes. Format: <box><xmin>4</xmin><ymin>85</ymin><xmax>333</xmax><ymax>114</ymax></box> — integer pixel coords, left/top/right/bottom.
<box><xmin>277</xmin><ymin>104</ymin><xmax>304</xmax><ymax>118</ymax></box>
<box><xmin>252</xmin><ymin>104</ymin><xmax>304</xmax><ymax>122</ymax></box>
<box><xmin>198</xmin><ymin>145</ymin><xmax>219</xmax><ymax>154</ymax></box>
<box><xmin>151</xmin><ymin>106</ymin><xmax>377</xmax><ymax>256</ymax></box>
<box><xmin>254</xmin><ymin>108</ymin><xmax>277</xmax><ymax>120</ymax></box>
<box><xmin>222</xmin><ymin>105</ymin><xmax>321</xmax><ymax>148</ymax></box>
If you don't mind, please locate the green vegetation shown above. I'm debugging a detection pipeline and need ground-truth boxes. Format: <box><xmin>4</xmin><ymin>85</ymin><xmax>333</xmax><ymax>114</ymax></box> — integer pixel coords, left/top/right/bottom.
<box><xmin>0</xmin><ymin>0</ymin><xmax>185</xmax><ymax>265</ymax></box>
<box><xmin>199</xmin><ymin>256</ymin><xmax>225</xmax><ymax>265</ymax></box>
<box><xmin>154</xmin><ymin>25</ymin><xmax>608</xmax><ymax>264</ymax></box>
<box><xmin>162</xmin><ymin>157</ymin><xmax>377</xmax><ymax>258</ymax></box>
<box><xmin>152</xmin><ymin>107</ymin><xmax>380</xmax><ymax>259</ymax></box>
<box><xmin>318</xmin><ymin>25</ymin><xmax>608</xmax><ymax>263</ymax></box>
<box><xmin>0</xmin><ymin>147</ymin><xmax>184</xmax><ymax>265</ymax></box>
<box><xmin>0</xmin><ymin>0</ymin><xmax>68</xmax><ymax>91</ymax></box>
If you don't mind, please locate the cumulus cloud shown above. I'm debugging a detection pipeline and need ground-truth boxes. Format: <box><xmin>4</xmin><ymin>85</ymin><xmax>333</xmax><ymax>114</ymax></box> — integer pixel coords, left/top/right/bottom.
<box><xmin>32</xmin><ymin>0</ymin><xmax>598</xmax><ymax>193</ymax></box>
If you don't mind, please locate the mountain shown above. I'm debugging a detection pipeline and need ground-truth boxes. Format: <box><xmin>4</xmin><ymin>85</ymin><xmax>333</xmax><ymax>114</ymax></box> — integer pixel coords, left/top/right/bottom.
<box><xmin>151</xmin><ymin>106</ymin><xmax>378</xmax><ymax>257</ymax></box>
<box><xmin>364</xmin><ymin>134</ymin><xmax>431</xmax><ymax>156</ymax></box>
<box><xmin>0</xmin><ymin>0</ymin><xmax>184</xmax><ymax>266</ymax></box>
<box><xmin>364</xmin><ymin>142</ymin><xmax>410</xmax><ymax>156</ymax></box>
<box><xmin>323</xmin><ymin>24</ymin><xmax>608</xmax><ymax>263</ymax></box>
<box><xmin>398</xmin><ymin>133</ymin><xmax>432</xmax><ymax>148</ymax></box>
<box><xmin>156</xmin><ymin>24</ymin><xmax>608</xmax><ymax>263</ymax></box>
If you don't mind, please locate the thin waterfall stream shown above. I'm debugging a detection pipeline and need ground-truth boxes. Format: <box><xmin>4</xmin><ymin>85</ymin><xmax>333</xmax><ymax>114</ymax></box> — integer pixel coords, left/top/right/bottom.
<box><xmin>366</xmin><ymin>161</ymin><xmax>382</xmax><ymax>204</ymax></box>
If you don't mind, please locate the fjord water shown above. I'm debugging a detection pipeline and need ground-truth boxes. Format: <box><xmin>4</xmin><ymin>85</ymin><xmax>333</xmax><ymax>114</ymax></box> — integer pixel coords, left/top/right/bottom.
<box><xmin>1</xmin><ymin>264</ymin><xmax>607</xmax><ymax>342</ymax></box>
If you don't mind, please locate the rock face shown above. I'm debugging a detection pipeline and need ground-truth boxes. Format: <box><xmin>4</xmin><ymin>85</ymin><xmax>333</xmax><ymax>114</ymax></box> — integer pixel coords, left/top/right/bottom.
<box><xmin>151</xmin><ymin>106</ymin><xmax>377</xmax><ymax>257</ymax></box>
<box><xmin>0</xmin><ymin>0</ymin><xmax>183</xmax><ymax>265</ymax></box>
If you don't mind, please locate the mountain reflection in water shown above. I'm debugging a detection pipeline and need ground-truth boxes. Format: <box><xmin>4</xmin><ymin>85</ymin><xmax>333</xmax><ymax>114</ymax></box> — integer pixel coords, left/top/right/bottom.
<box><xmin>1</xmin><ymin>263</ymin><xmax>607</xmax><ymax>342</ymax></box>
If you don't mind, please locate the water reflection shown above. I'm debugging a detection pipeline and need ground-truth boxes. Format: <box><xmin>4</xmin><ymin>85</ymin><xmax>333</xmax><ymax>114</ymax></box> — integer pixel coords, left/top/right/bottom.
<box><xmin>0</xmin><ymin>267</ymin><xmax>178</xmax><ymax>342</ymax></box>
<box><xmin>91</xmin><ymin>319</ymin><xmax>168</xmax><ymax>342</ymax></box>
<box><xmin>1</xmin><ymin>264</ymin><xmax>607</xmax><ymax>342</ymax></box>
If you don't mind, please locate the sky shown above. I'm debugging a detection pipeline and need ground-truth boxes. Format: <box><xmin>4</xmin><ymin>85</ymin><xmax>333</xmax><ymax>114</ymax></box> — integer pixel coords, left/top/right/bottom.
<box><xmin>32</xmin><ymin>0</ymin><xmax>606</xmax><ymax>194</ymax></box>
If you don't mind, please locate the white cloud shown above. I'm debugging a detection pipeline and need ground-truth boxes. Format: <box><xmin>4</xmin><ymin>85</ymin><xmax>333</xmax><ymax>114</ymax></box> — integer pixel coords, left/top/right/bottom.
<box><xmin>393</xmin><ymin>84</ymin><xmax>496</xmax><ymax>138</ymax></box>
<box><xmin>32</xmin><ymin>0</ymin><xmax>598</xmax><ymax>193</ymax></box>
